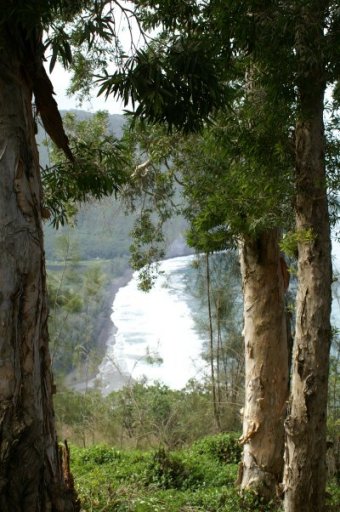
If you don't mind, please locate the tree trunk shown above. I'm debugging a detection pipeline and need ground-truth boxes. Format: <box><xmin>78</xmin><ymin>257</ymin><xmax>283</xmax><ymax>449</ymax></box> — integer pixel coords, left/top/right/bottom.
<box><xmin>283</xmin><ymin>6</ymin><xmax>331</xmax><ymax>510</ymax></box>
<box><xmin>206</xmin><ymin>253</ymin><xmax>221</xmax><ymax>430</ymax></box>
<box><xmin>239</xmin><ymin>229</ymin><xmax>289</xmax><ymax>499</ymax></box>
<box><xmin>0</xmin><ymin>33</ymin><xmax>78</xmax><ymax>511</ymax></box>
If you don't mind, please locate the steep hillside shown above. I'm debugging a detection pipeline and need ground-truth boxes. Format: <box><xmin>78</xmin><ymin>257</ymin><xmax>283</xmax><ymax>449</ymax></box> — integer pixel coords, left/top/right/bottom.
<box><xmin>38</xmin><ymin>110</ymin><xmax>190</xmax><ymax>262</ymax></box>
<box><xmin>37</xmin><ymin>110</ymin><xmax>190</xmax><ymax>382</ymax></box>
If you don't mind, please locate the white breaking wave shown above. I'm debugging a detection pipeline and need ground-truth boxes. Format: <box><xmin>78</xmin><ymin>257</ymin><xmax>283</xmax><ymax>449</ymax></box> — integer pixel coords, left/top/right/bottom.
<box><xmin>96</xmin><ymin>255</ymin><xmax>208</xmax><ymax>395</ymax></box>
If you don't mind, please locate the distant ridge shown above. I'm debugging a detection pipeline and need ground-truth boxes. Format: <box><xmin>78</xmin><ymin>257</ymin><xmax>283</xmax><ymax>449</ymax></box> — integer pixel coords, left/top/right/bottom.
<box><xmin>37</xmin><ymin>110</ymin><xmax>126</xmax><ymax>167</ymax></box>
<box><xmin>38</xmin><ymin>109</ymin><xmax>190</xmax><ymax>262</ymax></box>
<box><xmin>60</xmin><ymin>109</ymin><xmax>126</xmax><ymax>138</ymax></box>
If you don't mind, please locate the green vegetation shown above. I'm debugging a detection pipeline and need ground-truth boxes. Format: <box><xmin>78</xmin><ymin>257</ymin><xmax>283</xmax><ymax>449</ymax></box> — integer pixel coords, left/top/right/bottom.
<box><xmin>45</xmin><ymin>209</ymin><xmax>189</xmax><ymax>382</ymax></box>
<box><xmin>187</xmin><ymin>252</ymin><xmax>244</xmax><ymax>430</ymax></box>
<box><xmin>54</xmin><ymin>382</ymin><xmax>241</xmax><ymax>449</ymax></box>
<box><xmin>42</xmin><ymin>106</ymin><xmax>339</xmax><ymax>506</ymax></box>
<box><xmin>70</xmin><ymin>439</ymin><xmax>339</xmax><ymax>512</ymax></box>
<box><xmin>1</xmin><ymin>1</ymin><xmax>339</xmax><ymax>510</ymax></box>
<box><xmin>44</xmin><ymin>195</ymin><xmax>135</xmax><ymax>261</ymax></box>
<box><xmin>46</xmin><ymin>231</ymin><xmax>130</xmax><ymax>380</ymax></box>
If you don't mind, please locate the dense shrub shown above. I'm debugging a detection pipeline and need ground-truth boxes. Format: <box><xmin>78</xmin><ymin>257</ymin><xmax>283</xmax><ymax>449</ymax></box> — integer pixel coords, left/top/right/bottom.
<box><xmin>144</xmin><ymin>448</ymin><xmax>191</xmax><ymax>489</ymax></box>
<box><xmin>192</xmin><ymin>433</ymin><xmax>242</xmax><ymax>464</ymax></box>
<box><xmin>56</xmin><ymin>382</ymin><xmax>225</xmax><ymax>449</ymax></box>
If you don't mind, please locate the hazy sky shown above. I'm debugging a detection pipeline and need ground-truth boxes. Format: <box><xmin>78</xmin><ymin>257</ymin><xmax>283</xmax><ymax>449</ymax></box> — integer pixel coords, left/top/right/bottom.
<box><xmin>50</xmin><ymin>62</ymin><xmax>125</xmax><ymax>114</ymax></box>
<box><xmin>47</xmin><ymin>1</ymin><xmax>151</xmax><ymax>115</ymax></box>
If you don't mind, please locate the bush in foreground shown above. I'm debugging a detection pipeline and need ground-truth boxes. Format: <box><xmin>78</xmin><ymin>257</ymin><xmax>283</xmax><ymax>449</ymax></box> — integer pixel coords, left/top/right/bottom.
<box><xmin>69</xmin><ymin>437</ymin><xmax>340</xmax><ymax>511</ymax></box>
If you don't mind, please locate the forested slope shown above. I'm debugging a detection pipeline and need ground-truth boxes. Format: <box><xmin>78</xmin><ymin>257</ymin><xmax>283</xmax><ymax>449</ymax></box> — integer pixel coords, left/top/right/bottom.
<box><xmin>39</xmin><ymin>110</ymin><xmax>189</xmax><ymax>262</ymax></box>
<box><xmin>37</xmin><ymin>111</ymin><xmax>191</xmax><ymax>383</ymax></box>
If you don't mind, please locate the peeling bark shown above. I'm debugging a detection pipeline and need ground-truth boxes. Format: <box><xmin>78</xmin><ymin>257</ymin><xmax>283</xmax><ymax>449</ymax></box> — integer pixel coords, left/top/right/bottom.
<box><xmin>0</xmin><ymin>28</ymin><xmax>78</xmax><ymax>512</ymax></box>
<box><xmin>239</xmin><ymin>229</ymin><xmax>289</xmax><ymax>499</ymax></box>
<box><xmin>283</xmin><ymin>5</ymin><xmax>332</xmax><ymax>511</ymax></box>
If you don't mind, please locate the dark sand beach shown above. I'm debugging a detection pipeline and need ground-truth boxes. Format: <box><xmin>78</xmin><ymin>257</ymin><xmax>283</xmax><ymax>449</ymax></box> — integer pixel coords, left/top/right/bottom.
<box><xmin>64</xmin><ymin>268</ymin><xmax>133</xmax><ymax>393</ymax></box>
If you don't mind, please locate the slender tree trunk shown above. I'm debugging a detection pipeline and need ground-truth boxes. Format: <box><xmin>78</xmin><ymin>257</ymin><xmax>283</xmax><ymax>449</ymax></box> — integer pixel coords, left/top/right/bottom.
<box><xmin>239</xmin><ymin>229</ymin><xmax>289</xmax><ymax>498</ymax></box>
<box><xmin>283</xmin><ymin>6</ymin><xmax>331</xmax><ymax>510</ymax></box>
<box><xmin>216</xmin><ymin>296</ymin><xmax>223</xmax><ymax>408</ymax></box>
<box><xmin>206</xmin><ymin>253</ymin><xmax>221</xmax><ymax>430</ymax></box>
<box><xmin>0</xmin><ymin>33</ymin><xmax>78</xmax><ymax>511</ymax></box>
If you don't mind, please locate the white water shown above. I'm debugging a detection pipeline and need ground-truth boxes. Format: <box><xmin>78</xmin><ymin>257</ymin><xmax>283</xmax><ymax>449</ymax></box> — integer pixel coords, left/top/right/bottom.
<box><xmin>96</xmin><ymin>255</ymin><xmax>208</xmax><ymax>395</ymax></box>
<box><xmin>95</xmin><ymin>245</ymin><xmax>340</xmax><ymax>396</ymax></box>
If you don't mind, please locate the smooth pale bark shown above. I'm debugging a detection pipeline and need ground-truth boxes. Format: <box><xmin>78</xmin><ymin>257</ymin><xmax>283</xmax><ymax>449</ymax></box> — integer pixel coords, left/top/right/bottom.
<box><xmin>283</xmin><ymin>11</ymin><xmax>332</xmax><ymax>510</ymax></box>
<box><xmin>0</xmin><ymin>35</ymin><xmax>78</xmax><ymax>511</ymax></box>
<box><xmin>239</xmin><ymin>229</ymin><xmax>289</xmax><ymax>498</ymax></box>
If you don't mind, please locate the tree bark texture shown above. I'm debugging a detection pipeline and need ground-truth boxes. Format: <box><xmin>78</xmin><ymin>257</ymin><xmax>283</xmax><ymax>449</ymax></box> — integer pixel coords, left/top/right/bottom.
<box><xmin>0</xmin><ymin>31</ymin><xmax>78</xmax><ymax>511</ymax></box>
<box><xmin>283</xmin><ymin>6</ymin><xmax>331</xmax><ymax>510</ymax></box>
<box><xmin>239</xmin><ymin>229</ymin><xmax>289</xmax><ymax>498</ymax></box>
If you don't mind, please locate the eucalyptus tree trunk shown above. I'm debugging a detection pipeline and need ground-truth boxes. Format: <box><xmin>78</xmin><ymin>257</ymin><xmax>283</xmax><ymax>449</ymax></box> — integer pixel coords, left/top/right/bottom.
<box><xmin>0</xmin><ymin>32</ymin><xmax>78</xmax><ymax>511</ymax></box>
<box><xmin>239</xmin><ymin>229</ymin><xmax>289</xmax><ymax>498</ymax></box>
<box><xmin>283</xmin><ymin>5</ymin><xmax>331</xmax><ymax>511</ymax></box>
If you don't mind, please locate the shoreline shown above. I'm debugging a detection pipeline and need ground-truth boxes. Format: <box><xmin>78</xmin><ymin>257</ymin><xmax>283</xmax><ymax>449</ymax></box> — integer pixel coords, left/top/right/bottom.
<box><xmin>64</xmin><ymin>267</ymin><xmax>133</xmax><ymax>393</ymax></box>
<box><xmin>65</xmin><ymin>251</ymin><xmax>196</xmax><ymax>394</ymax></box>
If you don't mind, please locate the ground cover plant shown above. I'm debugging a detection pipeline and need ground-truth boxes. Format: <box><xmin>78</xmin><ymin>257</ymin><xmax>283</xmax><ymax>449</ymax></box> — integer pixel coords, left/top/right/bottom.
<box><xmin>70</xmin><ymin>435</ymin><xmax>340</xmax><ymax>512</ymax></box>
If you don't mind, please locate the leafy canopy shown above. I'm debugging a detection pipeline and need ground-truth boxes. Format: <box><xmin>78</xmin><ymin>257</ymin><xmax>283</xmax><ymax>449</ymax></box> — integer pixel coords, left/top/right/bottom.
<box><xmin>42</xmin><ymin>111</ymin><xmax>131</xmax><ymax>227</ymax></box>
